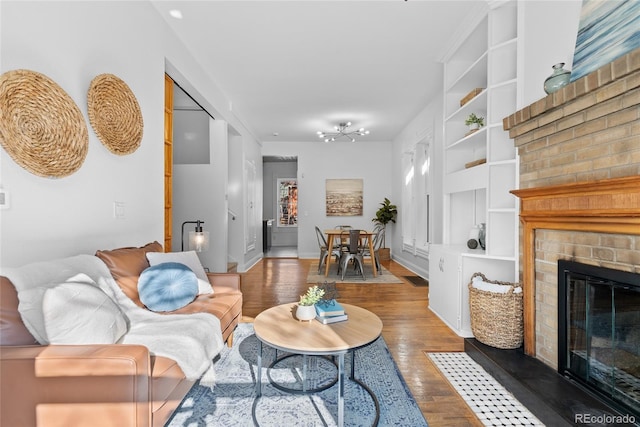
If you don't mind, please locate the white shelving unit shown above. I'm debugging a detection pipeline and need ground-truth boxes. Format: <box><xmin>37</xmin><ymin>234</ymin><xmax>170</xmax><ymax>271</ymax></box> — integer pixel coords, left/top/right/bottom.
<box><xmin>429</xmin><ymin>2</ymin><xmax>519</xmax><ymax>337</ymax></box>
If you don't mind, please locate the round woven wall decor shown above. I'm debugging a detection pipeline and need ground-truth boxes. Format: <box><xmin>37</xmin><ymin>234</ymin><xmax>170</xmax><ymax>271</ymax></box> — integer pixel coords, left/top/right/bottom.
<box><xmin>87</xmin><ymin>73</ymin><xmax>143</xmax><ymax>155</ymax></box>
<box><xmin>0</xmin><ymin>69</ymin><xmax>89</xmax><ymax>178</ymax></box>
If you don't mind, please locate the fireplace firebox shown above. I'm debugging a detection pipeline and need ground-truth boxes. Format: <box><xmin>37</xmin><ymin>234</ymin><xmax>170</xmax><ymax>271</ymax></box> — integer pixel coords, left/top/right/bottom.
<box><xmin>558</xmin><ymin>260</ymin><xmax>640</xmax><ymax>421</ymax></box>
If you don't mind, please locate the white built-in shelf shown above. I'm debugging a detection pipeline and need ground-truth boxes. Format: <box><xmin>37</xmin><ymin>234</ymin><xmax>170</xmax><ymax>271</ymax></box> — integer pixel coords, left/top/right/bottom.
<box><xmin>444</xmin><ymin>164</ymin><xmax>488</xmax><ymax>193</ymax></box>
<box><xmin>431</xmin><ymin>1</ymin><xmax>520</xmax><ymax>338</ymax></box>
<box><xmin>445</xmin><ymin>53</ymin><xmax>488</xmax><ymax>94</ymax></box>
<box><xmin>445</xmin><ymin>89</ymin><xmax>487</xmax><ymax>124</ymax></box>
<box><xmin>446</xmin><ymin>126</ymin><xmax>486</xmax><ymax>150</ymax></box>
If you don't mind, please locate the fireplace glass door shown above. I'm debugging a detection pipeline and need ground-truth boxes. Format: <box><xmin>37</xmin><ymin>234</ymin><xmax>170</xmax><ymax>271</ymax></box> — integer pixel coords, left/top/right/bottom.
<box><xmin>559</xmin><ymin>260</ymin><xmax>640</xmax><ymax>419</ymax></box>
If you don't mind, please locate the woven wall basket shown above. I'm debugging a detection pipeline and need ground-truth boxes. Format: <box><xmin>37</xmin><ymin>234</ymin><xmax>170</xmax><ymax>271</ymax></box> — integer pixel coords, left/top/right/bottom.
<box><xmin>87</xmin><ymin>73</ymin><xmax>143</xmax><ymax>155</ymax></box>
<box><xmin>0</xmin><ymin>69</ymin><xmax>89</xmax><ymax>178</ymax></box>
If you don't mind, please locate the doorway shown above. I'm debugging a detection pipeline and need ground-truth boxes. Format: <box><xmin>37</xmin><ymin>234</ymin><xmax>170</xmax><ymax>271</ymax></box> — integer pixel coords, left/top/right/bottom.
<box><xmin>262</xmin><ymin>156</ymin><xmax>298</xmax><ymax>258</ymax></box>
<box><xmin>165</xmin><ymin>74</ymin><xmax>230</xmax><ymax>272</ymax></box>
<box><xmin>165</xmin><ymin>74</ymin><xmax>214</xmax><ymax>252</ymax></box>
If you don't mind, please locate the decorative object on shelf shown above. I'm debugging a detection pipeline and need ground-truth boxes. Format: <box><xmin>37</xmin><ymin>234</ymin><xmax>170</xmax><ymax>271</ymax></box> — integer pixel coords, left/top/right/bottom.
<box><xmin>464</xmin><ymin>158</ymin><xmax>486</xmax><ymax>169</ymax></box>
<box><xmin>181</xmin><ymin>220</ymin><xmax>209</xmax><ymax>252</ymax></box>
<box><xmin>459</xmin><ymin>87</ymin><xmax>484</xmax><ymax>107</ymax></box>
<box><xmin>315</xmin><ymin>312</ymin><xmax>348</xmax><ymax>324</ymax></box>
<box><xmin>317</xmin><ymin>121</ymin><xmax>369</xmax><ymax>143</ymax></box>
<box><xmin>478</xmin><ymin>223</ymin><xmax>486</xmax><ymax>250</ymax></box>
<box><xmin>372</xmin><ymin>197</ymin><xmax>397</xmax><ymax>252</ymax></box>
<box><xmin>0</xmin><ymin>69</ymin><xmax>89</xmax><ymax>178</ymax></box>
<box><xmin>467</xmin><ymin>224</ymin><xmax>481</xmax><ymax>249</ymax></box>
<box><xmin>295</xmin><ymin>305</ymin><xmax>317</xmax><ymax>322</ymax></box>
<box><xmin>87</xmin><ymin>73</ymin><xmax>143</xmax><ymax>155</ymax></box>
<box><xmin>299</xmin><ymin>285</ymin><xmax>325</xmax><ymax>305</ymax></box>
<box><xmin>468</xmin><ymin>272</ymin><xmax>523</xmax><ymax>349</ymax></box>
<box><xmin>317</xmin><ymin>280</ymin><xmax>339</xmax><ymax>301</ymax></box>
<box><xmin>296</xmin><ymin>285</ymin><xmax>325</xmax><ymax>321</ymax></box>
<box><xmin>466</xmin><ymin>223</ymin><xmax>486</xmax><ymax>250</ymax></box>
<box><xmin>315</xmin><ymin>299</ymin><xmax>344</xmax><ymax>317</ymax></box>
<box><xmin>464</xmin><ymin>113</ymin><xmax>484</xmax><ymax>133</ymax></box>
<box><xmin>315</xmin><ymin>284</ymin><xmax>347</xmax><ymax>323</ymax></box>
<box><xmin>543</xmin><ymin>63</ymin><xmax>571</xmax><ymax>94</ymax></box>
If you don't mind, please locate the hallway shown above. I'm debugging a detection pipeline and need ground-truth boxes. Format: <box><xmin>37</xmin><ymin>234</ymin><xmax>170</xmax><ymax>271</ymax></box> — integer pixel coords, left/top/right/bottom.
<box><xmin>264</xmin><ymin>245</ymin><xmax>298</xmax><ymax>258</ymax></box>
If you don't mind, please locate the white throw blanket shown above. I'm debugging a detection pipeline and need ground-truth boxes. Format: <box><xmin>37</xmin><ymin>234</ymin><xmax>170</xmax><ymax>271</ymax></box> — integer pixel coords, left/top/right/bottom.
<box><xmin>471</xmin><ymin>275</ymin><xmax>522</xmax><ymax>294</ymax></box>
<box><xmin>3</xmin><ymin>254</ymin><xmax>224</xmax><ymax>386</ymax></box>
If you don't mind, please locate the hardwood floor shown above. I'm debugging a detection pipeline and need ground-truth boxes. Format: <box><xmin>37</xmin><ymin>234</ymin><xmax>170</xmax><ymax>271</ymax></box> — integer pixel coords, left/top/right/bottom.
<box><xmin>240</xmin><ymin>257</ymin><xmax>484</xmax><ymax>426</ymax></box>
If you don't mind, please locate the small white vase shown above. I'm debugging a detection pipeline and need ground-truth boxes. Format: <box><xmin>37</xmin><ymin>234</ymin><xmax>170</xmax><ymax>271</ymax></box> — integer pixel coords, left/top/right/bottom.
<box><xmin>296</xmin><ymin>304</ymin><xmax>316</xmax><ymax>321</ymax></box>
<box><xmin>468</xmin><ymin>123</ymin><xmax>480</xmax><ymax>131</ymax></box>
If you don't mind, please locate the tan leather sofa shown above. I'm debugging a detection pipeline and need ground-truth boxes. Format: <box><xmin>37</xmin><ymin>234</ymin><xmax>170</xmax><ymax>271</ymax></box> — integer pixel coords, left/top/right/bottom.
<box><xmin>0</xmin><ymin>242</ymin><xmax>243</xmax><ymax>427</ymax></box>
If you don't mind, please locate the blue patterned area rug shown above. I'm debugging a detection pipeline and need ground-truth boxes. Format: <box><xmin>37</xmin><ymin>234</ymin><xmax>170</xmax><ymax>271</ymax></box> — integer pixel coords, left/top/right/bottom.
<box><xmin>166</xmin><ymin>322</ymin><xmax>428</xmax><ymax>427</ymax></box>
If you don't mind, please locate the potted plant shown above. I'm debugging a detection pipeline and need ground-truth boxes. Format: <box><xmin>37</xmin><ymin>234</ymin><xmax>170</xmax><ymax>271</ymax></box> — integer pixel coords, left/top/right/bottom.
<box><xmin>372</xmin><ymin>198</ymin><xmax>397</xmax><ymax>260</ymax></box>
<box><xmin>296</xmin><ymin>285</ymin><xmax>325</xmax><ymax>321</ymax></box>
<box><xmin>465</xmin><ymin>113</ymin><xmax>485</xmax><ymax>131</ymax></box>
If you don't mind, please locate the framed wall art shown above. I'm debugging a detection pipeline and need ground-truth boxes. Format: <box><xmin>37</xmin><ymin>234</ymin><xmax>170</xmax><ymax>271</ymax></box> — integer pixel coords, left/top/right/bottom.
<box><xmin>571</xmin><ymin>0</ymin><xmax>640</xmax><ymax>82</ymax></box>
<box><xmin>277</xmin><ymin>178</ymin><xmax>298</xmax><ymax>226</ymax></box>
<box><xmin>325</xmin><ymin>179</ymin><xmax>363</xmax><ymax>217</ymax></box>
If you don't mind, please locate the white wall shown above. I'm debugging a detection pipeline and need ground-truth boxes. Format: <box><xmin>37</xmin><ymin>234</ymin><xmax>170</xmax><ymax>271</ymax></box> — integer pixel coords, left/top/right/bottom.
<box><xmin>390</xmin><ymin>97</ymin><xmax>443</xmax><ymax>279</ymax></box>
<box><xmin>0</xmin><ymin>1</ymin><xmax>262</xmax><ymax>269</ymax></box>
<box><xmin>0</xmin><ymin>2</ymin><xmax>165</xmax><ymax>267</ymax></box>
<box><xmin>261</xmin><ymin>140</ymin><xmax>393</xmax><ymax>259</ymax></box>
<box><xmin>518</xmin><ymin>0</ymin><xmax>583</xmax><ymax>108</ymax></box>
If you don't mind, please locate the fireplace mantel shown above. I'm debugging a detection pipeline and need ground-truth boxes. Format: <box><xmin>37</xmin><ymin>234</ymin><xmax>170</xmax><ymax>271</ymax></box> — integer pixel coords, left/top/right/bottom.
<box><xmin>511</xmin><ymin>175</ymin><xmax>640</xmax><ymax>355</ymax></box>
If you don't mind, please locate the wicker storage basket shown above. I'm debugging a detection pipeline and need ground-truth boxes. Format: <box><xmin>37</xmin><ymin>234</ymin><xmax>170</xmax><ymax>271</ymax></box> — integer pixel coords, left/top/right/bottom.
<box><xmin>468</xmin><ymin>272</ymin><xmax>523</xmax><ymax>349</ymax></box>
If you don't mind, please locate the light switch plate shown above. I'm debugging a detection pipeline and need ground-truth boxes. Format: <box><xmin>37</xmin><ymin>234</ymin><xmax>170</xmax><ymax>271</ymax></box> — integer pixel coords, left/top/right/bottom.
<box><xmin>113</xmin><ymin>201</ymin><xmax>125</xmax><ymax>219</ymax></box>
<box><xmin>0</xmin><ymin>189</ymin><xmax>10</xmax><ymax>210</ymax></box>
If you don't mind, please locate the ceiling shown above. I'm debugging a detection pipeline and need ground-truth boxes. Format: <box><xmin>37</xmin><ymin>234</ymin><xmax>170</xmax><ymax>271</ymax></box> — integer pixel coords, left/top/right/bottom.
<box><xmin>151</xmin><ymin>0</ymin><xmax>488</xmax><ymax>143</ymax></box>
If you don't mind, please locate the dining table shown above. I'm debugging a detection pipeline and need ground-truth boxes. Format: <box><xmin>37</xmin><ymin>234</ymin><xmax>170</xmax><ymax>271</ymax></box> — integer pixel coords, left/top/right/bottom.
<box><xmin>323</xmin><ymin>229</ymin><xmax>377</xmax><ymax>278</ymax></box>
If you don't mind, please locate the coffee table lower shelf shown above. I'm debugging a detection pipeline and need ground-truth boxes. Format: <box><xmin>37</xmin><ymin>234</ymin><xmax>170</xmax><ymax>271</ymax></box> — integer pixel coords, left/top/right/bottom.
<box><xmin>255</xmin><ymin>345</ymin><xmax>380</xmax><ymax>426</ymax></box>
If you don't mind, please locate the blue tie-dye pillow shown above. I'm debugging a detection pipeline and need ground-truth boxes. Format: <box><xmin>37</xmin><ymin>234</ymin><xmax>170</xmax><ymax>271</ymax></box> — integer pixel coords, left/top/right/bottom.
<box><xmin>138</xmin><ymin>262</ymin><xmax>198</xmax><ymax>312</ymax></box>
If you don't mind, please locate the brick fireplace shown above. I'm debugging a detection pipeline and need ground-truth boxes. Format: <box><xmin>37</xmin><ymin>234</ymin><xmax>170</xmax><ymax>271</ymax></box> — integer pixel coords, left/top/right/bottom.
<box><xmin>503</xmin><ymin>47</ymin><xmax>640</xmax><ymax>369</ymax></box>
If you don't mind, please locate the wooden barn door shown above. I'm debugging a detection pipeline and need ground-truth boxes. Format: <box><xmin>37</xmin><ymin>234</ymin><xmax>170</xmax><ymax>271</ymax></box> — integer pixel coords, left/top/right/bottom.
<box><xmin>163</xmin><ymin>74</ymin><xmax>174</xmax><ymax>251</ymax></box>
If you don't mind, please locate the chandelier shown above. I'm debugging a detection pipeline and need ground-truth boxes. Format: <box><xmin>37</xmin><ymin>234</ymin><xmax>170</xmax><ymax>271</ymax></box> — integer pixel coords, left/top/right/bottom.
<box><xmin>317</xmin><ymin>122</ymin><xmax>370</xmax><ymax>142</ymax></box>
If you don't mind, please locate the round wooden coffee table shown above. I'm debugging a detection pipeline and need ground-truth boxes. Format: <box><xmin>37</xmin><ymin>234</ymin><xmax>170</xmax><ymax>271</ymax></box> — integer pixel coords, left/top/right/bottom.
<box><xmin>253</xmin><ymin>303</ymin><xmax>383</xmax><ymax>427</ymax></box>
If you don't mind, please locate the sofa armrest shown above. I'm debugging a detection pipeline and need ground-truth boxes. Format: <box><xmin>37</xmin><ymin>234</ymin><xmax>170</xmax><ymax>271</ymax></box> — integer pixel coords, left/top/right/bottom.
<box><xmin>206</xmin><ymin>272</ymin><xmax>241</xmax><ymax>293</ymax></box>
<box><xmin>0</xmin><ymin>344</ymin><xmax>152</xmax><ymax>427</ymax></box>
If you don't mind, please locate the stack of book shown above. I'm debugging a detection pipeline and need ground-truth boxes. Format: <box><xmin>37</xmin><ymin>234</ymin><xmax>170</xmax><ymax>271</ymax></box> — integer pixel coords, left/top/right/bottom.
<box><xmin>315</xmin><ymin>299</ymin><xmax>348</xmax><ymax>324</ymax></box>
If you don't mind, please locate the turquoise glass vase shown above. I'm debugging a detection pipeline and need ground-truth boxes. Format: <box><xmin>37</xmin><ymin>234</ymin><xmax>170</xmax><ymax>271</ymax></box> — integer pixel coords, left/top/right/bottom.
<box><xmin>544</xmin><ymin>63</ymin><xmax>571</xmax><ymax>94</ymax></box>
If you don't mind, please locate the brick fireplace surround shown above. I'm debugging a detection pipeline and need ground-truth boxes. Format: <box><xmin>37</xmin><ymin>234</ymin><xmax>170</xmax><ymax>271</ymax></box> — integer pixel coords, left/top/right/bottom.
<box><xmin>503</xmin><ymin>47</ymin><xmax>640</xmax><ymax>369</ymax></box>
